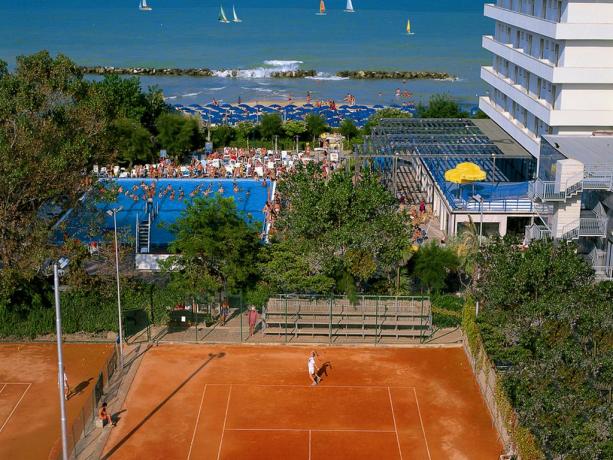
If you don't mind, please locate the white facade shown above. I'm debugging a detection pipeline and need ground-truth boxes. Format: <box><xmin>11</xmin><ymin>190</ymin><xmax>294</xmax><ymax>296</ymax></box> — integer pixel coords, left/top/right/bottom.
<box><xmin>480</xmin><ymin>0</ymin><xmax>613</xmax><ymax>158</ymax></box>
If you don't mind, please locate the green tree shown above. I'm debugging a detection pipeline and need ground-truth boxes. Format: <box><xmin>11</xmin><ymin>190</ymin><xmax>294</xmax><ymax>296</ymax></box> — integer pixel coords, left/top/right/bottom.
<box><xmin>282</xmin><ymin>120</ymin><xmax>307</xmax><ymax>140</ymax></box>
<box><xmin>0</xmin><ymin>51</ymin><xmax>112</xmax><ymax>308</ymax></box>
<box><xmin>259</xmin><ymin>113</ymin><xmax>283</xmax><ymax>141</ymax></box>
<box><xmin>264</xmin><ymin>164</ymin><xmax>412</xmax><ymax>295</ymax></box>
<box><xmin>412</xmin><ymin>242</ymin><xmax>459</xmax><ymax>293</ymax></box>
<box><xmin>339</xmin><ymin>119</ymin><xmax>359</xmax><ymax>141</ymax></box>
<box><xmin>165</xmin><ymin>196</ymin><xmax>262</xmax><ymax>294</ymax></box>
<box><xmin>112</xmin><ymin>117</ymin><xmax>154</xmax><ymax>166</ymax></box>
<box><xmin>363</xmin><ymin>108</ymin><xmax>410</xmax><ymax>134</ymax></box>
<box><xmin>305</xmin><ymin>114</ymin><xmax>328</xmax><ymax>143</ymax></box>
<box><xmin>416</xmin><ymin>94</ymin><xmax>468</xmax><ymax>118</ymax></box>
<box><xmin>155</xmin><ymin>113</ymin><xmax>201</xmax><ymax>160</ymax></box>
<box><xmin>475</xmin><ymin>238</ymin><xmax>612</xmax><ymax>458</ymax></box>
<box><xmin>211</xmin><ymin>125</ymin><xmax>235</xmax><ymax>148</ymax></box>
<box><xmin>234</xmin><ymin>121</ymin><xmax>255</xmax><ymax>144</ymax></box>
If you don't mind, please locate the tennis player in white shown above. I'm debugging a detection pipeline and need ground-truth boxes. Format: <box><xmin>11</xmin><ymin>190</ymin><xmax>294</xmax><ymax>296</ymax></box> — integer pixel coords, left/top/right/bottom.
<box><xmin>308</xmin><ymin>351</ymin><xmax>320</xmax><ymax>386</ymax></box>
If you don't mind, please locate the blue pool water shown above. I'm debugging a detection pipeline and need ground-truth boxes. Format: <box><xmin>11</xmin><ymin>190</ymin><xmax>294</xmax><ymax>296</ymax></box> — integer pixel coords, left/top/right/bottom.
<box><xmin>57</xmin><ymin>178</ymin><xmax>272</xmax><ymax>247</ymax></box>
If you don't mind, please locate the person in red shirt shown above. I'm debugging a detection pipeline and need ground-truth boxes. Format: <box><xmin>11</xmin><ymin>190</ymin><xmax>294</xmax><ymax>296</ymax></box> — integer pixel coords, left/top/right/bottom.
<box><xmin>99</xmin><ymin>402</ymin><xmax>115</xmax><ymax>427</ymax></box>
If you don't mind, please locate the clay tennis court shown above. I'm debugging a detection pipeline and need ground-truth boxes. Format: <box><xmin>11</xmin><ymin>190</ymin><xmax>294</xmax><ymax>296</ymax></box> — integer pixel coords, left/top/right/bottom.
<box><xmin>0</xmin><ymin>343</ymin><xmax>113</xmax><ymax>459</ymax></box>
<box><xmin>102</xmin><ymin>345</ymin><xmax>502</xmax><ymax>459</ymax></box>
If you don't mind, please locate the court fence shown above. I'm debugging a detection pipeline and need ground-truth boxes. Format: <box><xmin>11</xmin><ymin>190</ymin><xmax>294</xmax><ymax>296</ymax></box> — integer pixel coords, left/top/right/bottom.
<box><xmin>133</xmin><ymin>293</ymin><xmax>433</xmax><ymax>346</ymax></box>
<box><xmin>462</xmin><ymin>299</ymin><xmax>543</xmax><ymax>460</ymax></box>
<box><xmin>50</xmin><ymin>346</ymin><xmax>118</xmax><ymax>460</ymax></box>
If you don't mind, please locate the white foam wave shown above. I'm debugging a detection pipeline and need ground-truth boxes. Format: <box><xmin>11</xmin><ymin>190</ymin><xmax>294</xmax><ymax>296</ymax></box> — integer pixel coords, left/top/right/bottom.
<box><xmin>305</xmin><ymin>72</ymin><xmax>349</xmax><ymax>81</ymax></box>
<box><xmin>434</xmin><ymin>77</ymin><xmax>461</xmax><ymax>82</ymax></box>
<box><xmin>205</xmin><ymin>86</ymin><xmax>226</xmax><ymax>91</ymax></box>
<box><xmin>241</xmin><ymin>86</ymin><xmax>274</xmax><ymax>93</ymax></box>
<box><xmin>213</xmin><ymin>59</ymin><xmax>304</xmax><ymax>79</ymax></box>
<box><xmin>164</xmin><ymin>95</ymin><xmax>178</xmax><ymax>100</ymax></box>
<box><xmin>263</xmin><ymin>60</ymin><xmax>304</xmax><ymax>66</ymax></box>
<box><xmin>181</xmin><ymin>91</ymin><xmax>202</xmax><ymax>97</ymax></box>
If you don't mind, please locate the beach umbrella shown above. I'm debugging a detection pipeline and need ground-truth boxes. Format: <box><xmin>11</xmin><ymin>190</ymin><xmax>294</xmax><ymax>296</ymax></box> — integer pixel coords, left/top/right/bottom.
<box><xmin>444</xmin><ymin>162</ymin><xmax>487</xmax><ymax>183</ymax></box>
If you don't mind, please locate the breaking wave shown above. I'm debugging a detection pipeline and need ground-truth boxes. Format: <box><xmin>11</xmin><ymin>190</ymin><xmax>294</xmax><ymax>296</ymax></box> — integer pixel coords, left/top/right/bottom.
<box><xmin>213</xmin><ymin>59</ymin><xmax>304</xmax><ymax>79</ymax></box>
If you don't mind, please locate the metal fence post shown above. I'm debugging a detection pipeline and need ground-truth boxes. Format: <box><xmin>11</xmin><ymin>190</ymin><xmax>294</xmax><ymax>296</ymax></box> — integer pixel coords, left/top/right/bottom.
<box><xmin>240</xmin><ymin>293</ymin><xmax>243</xmax><ymax>343</ymax></box>
<box><xmin>284</xmin><ymin>297</ymin><xmax>288</xmax><ymax>343</ymax></box>
<box><xmin>329</xmin><ymin>295</ymin><xmax>333</xmax><ymax>344</ymax></box>
<box><xmin>375</xmin><ymin>297</ymin><xmax>379</xmax><ymax>346</ymax></box>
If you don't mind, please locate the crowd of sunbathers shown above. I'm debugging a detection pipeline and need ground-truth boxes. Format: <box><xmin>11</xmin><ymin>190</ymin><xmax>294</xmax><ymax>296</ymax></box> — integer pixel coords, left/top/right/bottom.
<box><xmin>94</xmin><ymin>147</ymin><xmax>338</xmax><ymax>182</ymax></box>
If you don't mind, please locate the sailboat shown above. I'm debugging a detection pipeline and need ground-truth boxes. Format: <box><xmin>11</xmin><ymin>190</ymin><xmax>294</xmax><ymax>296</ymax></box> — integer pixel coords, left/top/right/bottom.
<box><xmin>406</xmin><ymin>18</ymin><xmax>414</xmax><ymax>35</ymax></box>
<box><xmin>316</xmin><ymin>0</ymin><xmax>326</xmax><ymax>15</ymax></box>
<box><xmin>218</xmin><ymin>5</ymin><xmax>230</xmax><ymax>23</ymax></box>
<box><xmin>138</xmin><ymin>0</ymin><xmax>152</xmax><ymax>11</ymax></box>
<box><xmin>232</xmin><ymin>5</ymin><xmax>242</xmax><ymax>23</ymax></box>
<box><xmin>344</xmin><ymin>0</ymin><xmax>355</xmax><ymax>13</ymax></box>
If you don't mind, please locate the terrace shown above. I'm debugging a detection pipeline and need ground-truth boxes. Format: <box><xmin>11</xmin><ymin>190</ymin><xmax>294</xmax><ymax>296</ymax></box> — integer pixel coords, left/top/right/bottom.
<box><xmin>356</xmin><ymin>118</ymin><xmax>541</xmax><ymax>237</ymax></box>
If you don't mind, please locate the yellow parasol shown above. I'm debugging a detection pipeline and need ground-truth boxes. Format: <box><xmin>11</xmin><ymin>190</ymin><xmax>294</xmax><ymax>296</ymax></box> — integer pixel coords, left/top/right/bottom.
<box><xmin>444</xmin><ymin>162</ymin><xmax>486</xmax><ymax>184</ymax></box>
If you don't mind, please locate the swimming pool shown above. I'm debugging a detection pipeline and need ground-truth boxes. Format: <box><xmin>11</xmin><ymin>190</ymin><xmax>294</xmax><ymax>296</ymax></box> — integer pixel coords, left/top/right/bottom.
<box><xmin>56</xmin><ymin>178</ymin><xmax>272</xmax><ymax>250</ymax></box>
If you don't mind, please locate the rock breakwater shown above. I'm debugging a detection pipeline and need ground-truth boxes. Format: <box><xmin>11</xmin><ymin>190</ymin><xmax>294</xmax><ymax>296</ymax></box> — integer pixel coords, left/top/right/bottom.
<box><xmin>336</xmin><ymin>70</ymin><xmax>454</xmax><ymax>80</ymax></box>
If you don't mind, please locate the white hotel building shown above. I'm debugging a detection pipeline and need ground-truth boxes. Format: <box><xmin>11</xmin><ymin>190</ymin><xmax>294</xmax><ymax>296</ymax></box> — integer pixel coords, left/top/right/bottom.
<box><xmin>479</xmin><ymin>0</ymin><xmax>613</xmax><ymax>159</ymax></box>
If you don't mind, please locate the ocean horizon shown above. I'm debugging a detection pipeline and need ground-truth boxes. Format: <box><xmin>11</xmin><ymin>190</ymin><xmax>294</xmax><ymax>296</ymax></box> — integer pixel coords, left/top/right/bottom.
<box><xmin>0</xmin><ymin>0</ymin><xmax>492</xmax><ymax>106</ymax></box>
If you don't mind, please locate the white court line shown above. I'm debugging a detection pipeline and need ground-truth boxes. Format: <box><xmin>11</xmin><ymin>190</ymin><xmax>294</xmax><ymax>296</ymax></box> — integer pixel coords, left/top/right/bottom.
<box><xmin>206</xmin><ymin>383</ymin><xmax>416</xmax><ymax>390</ymax></box>
<box><xmin>186</xmin><ymin>384</ymin><xmax>208</xmax><ymax>460</ymax></box>
<box><xmin>0</xmin><ymin>382</ymin><xmax>33</xmax><ymax>385</ymax></box>
<box><xmin>216</xmin><ymin>385</ymin><xmax>232</xmax><ymax>460</ymax></box>
<box><xmin>387</xmin><ymin>387</ymin><xmax>403</xmax><ymax>460</ymax></box>
<box><xmin>413</xmin><ymin>388</ymin><xmax>432</xmax><ymax>460</ymax></box>
<box><xmin>308</xmin><ymin>430</ymin><xmax>312</xmax><ymax>460</ymax></box>
<box><xmin>0</xmin><ymin>383</ymin><xmax>32</xmax><ymax>433</ymax></box>
<box><xmin>0</xmin><ymin>384</ymin><xmax>6</xmax><ymax>395</ymax></box>
<box><xmin>225</xmin><ymin>428</ymin><xmax>396</xmax><ymax>433</ymax></box>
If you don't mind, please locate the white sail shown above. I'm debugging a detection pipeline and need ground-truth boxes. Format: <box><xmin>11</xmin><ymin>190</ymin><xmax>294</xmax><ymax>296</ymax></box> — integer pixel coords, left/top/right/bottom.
<box><xmin>219</xmin><ymin>5</ymin><xmax>229</xmax><ymax>22</ymax></box>
<box><xmin>232</xmin><ymin>5</ymin><xmax>242</xmax><ymax>22</ymax></box>
<box><xmin>139</xmin><ymin>0</ymin><xmax>152</xmax><ymax>11</ymax></box>
<box><xmin>344</xmin><ymin>0</ymin><xmax>355</xmax><ymax>12</ymax></box>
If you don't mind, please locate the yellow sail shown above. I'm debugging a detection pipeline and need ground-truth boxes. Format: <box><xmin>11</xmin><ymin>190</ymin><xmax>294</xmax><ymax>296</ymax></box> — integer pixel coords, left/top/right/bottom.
<box><xmin>406</xmin><ymin>19</ymin><xmax>411</xmax><ymax>34</ymax></box>
<box><xmin>320</xmin><ymin>0</ymin><xmax>326</xmax><ymax>14</ymax></box>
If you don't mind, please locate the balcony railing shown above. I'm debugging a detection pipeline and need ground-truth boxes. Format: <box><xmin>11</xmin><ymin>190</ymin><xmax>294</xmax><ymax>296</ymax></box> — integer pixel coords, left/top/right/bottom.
<box><xmin>454</xmin><ymin>197</ymin><xmax>552</xmax><ymax>214</ymax></box>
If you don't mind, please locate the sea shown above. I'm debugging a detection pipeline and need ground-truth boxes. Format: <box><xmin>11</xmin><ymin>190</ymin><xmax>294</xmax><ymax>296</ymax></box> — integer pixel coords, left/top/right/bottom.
<box><xmin>0</xmin><ymin>0</ymin><xmax>492</xmax><ymax>106</ymax></box>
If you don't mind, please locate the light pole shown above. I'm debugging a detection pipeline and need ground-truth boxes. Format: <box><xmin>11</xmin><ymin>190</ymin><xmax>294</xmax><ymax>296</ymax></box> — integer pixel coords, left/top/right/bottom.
<box><xmin>295</xmin><ymin>135</ymin><xmax>299</xmax><ymax>154</ymax></box>
<box><xmin>106</xmin><ymin>207</ymin><xmax>124</xmax><ymax>369</ymax></box>
<box><xmin>472</xmin><ymin>194</ymin><xmax>484</xmax><ymax>245</ymax></box>
<box><xmin>54</xmin><ymin>261</ymin><xmax>69</xmax><ymax>460</ymax></box>
<box><xmin>274</xmin><ymin>135</ymin><xmax>278</xmax><ymax>154</ymax></box>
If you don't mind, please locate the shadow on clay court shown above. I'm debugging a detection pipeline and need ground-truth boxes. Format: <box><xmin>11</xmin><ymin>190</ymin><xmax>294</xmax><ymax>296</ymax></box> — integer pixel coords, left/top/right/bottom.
<box><xmin>69</xmin><ymin>377</ymin><xmax>93</xmax><ymax>399</ymax></box>
<box><xmin>317</xmin><ymin>362</ymin><xmax>333</xmax><ymax>381</ymax></box>
<box><xmin>101</xmin><ymin>352</ymin><xmax>225</xmax><ymax>459</ymax></box>
<box><xmin>111</xmin><ymin>409</ymin><xmax>128</xmax><ymax>426</ymax></box>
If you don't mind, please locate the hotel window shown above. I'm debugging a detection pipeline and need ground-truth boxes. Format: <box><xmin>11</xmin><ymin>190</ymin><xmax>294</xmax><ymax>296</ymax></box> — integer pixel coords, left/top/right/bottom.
<box><xmin>539</xmin><ymin>38</ymin><xmax>544</xmax><ymax>59</ymax></box>
<box><xmin>527</xmin><ymin>34</ymin><xmax>533</xmax><ymax>55</ymax></box>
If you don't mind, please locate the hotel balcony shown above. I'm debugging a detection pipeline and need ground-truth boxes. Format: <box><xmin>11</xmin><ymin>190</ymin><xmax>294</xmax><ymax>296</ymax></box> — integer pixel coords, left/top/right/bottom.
<box><xmin>481</xmin><ymin>66</ymin><xmax>613</xmax><ymax>127</ymax></box>
<box><xmin>478</xmin><ymin>96</ymin><xmax>540</xmax><ymax>157</ymax></box>
<box><xmin>482</xmin><ymin>36</ymin><xmax>613</xmax><ymax>84</ymax></box>
<box><xmin>484</xmin><ymin>4</ymin><xmax>613</xmax><ymax>40</ymax></box>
